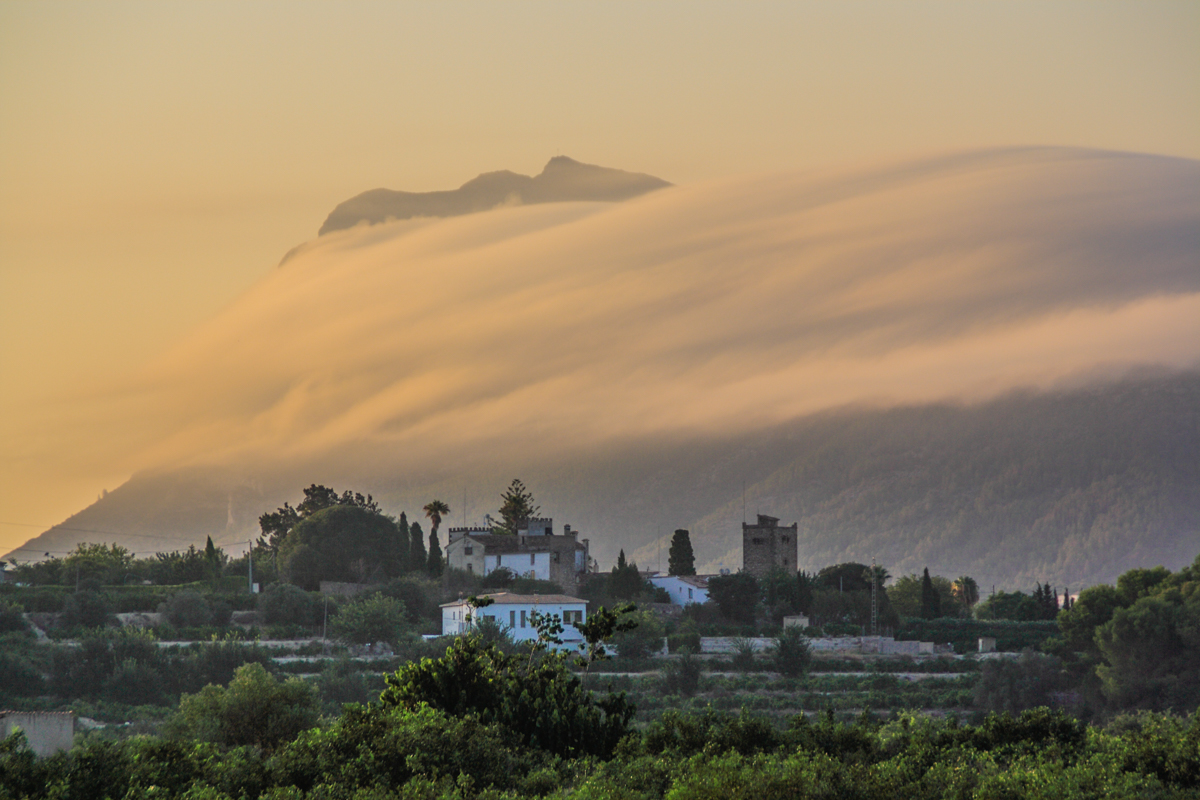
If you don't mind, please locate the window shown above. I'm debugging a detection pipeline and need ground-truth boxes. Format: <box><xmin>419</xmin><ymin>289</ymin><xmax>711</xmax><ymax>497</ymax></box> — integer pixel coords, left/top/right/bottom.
<box><xmin>464</xmin><ymin>546</ymin><xmax>474</xmax><ymax>555</ymax></box>
<box><xmin>752</xmin><ymin>538</ymin><xmax>764</xmax><ymax>545</ymax></box>
<box><xmin>520</xmin><ymin>610</ymin><xmax>527</xmax><ymax>628</ymax></box>
<box><xmin>466</xmin><ymin>563</ymin><xmax>473</xmax><ymax>573</ymax></box>
<box><xmin>782</xmin><ymin>536</ymin><xmax>789</xmax><ymax>543</ymax></box>
<box><xmin>688</xmin><ymin>588</ymin><xmax>693</xmax><ymax>600</ymax></box>
<box><xmin>510</xmin><ymin>610</ymin><xmax>516</xmax><ymax>628</ymax></box>
<box><xmin>531</xmin><ymin>553</ymin><xmax>536</xmax><ymax>566</ymax></box>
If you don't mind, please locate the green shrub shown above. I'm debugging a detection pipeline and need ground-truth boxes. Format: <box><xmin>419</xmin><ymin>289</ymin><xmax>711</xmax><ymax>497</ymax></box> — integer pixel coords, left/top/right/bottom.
<box><xmin>62</xmin><ymin>589</ymin><xmax>112</xmax><ymax>629</ymax></box>
<box><xmin>0</xmin><ymin>602</ymin><xmax>28</xmax><ymax>634</ymax></box>
<box><xmin>257</xmin><ymin>583</ymin><xmax>322</xmax><ymax>626</ymax></box>
<box><xmin>661</xmin><ymin>648</ymin><xmax>703</xmax><ymax>697</ymax></box>
<box><xmin>773</xmin><ymin>627</ymin><xmax>813</xmax><ymax>677</ymax></box>
<box><xmin>167</xmin><ymin>662</ymin><xmax>319</xmax><ymax>750</ymax></box>
<box><xmin>159</xmin><ymin>590</ymin><xmax>213</xmax><ymax>628</ymax></box>
<box><xmin>329</xmin><ymin>593</ymin><xmax>408</xmax><ymax>647</ymax></box>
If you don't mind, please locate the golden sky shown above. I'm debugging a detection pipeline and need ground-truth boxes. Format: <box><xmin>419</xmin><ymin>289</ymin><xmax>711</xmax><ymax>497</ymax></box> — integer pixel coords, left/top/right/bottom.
<box><xmin>1</xmin><ymin>2</ymin><xmax>1198</xmax><ymax>553</ymax></box>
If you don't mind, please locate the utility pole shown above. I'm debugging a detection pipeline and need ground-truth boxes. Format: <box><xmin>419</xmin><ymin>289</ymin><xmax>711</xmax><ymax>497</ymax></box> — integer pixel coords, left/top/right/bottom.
<box><xmin>247</xmin><ymin>540</ymin><xmax>254</xmax><ymax>594</ymax></box>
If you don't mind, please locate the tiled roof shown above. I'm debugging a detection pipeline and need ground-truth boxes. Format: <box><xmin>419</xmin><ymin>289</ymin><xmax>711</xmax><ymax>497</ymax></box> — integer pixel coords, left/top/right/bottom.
<box><xmin>441</xmin><ymin>592</ymin><xmax>586</xmax><ymax>607</ymax></box>
<box><xmin>457</xmin><ymin>533</ymin><xmax>583</xmax><ymax>553</ymax></box>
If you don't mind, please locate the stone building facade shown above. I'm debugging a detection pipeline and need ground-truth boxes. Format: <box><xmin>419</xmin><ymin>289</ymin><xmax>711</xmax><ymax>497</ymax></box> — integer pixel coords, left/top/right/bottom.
<box><xmin>741</xmin><ymin>513</ymin><xmax>798</xmax><ymax>578</ymax></box>
<box><xmin>444</xmin><ymin>518</ymin><xmax>590</xmax><ymax>588</ymax></box>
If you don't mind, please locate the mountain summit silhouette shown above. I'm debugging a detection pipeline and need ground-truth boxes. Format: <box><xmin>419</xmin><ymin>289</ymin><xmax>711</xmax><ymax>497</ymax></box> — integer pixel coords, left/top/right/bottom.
<box><xmin>317</xmin><ymin>156</ymin><xmax>671</xmax><ymax>235</ymax></box>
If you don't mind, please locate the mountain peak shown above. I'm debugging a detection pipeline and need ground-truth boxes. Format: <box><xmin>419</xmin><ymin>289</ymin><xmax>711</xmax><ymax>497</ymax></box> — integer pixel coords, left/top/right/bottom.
<box><xmin>317</xmin><ymin>157</ymin><xmax>670</xmax><ymax>236</ymax></box>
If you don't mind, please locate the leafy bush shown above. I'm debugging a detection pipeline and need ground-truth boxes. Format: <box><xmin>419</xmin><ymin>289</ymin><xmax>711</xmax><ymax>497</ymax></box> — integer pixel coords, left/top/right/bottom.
<box><xmin>0</xmin><ymin>642</ymin><xmax>46</xmax><ymax>698</ymax></box>
<box><xmin>159</xmin><ymin>590</ymin><xmax>213</xmax><ymax>628</ymax></box>
<box><xmin>257</xmin><ymin>582</ymin><xmax>322</xmax><ymax>626</ymax></box>
<box><xmin>661</xmin><ymin>648</ymin><xmax>703</xmax><ymax>697</ymax></box>
<box><xmin>381</xmin><ymin>634</ymin><xmax>634</xmax><ymax>759</ymax></box>
<box><xmin>329</xmin><ymin>593</ymin><xmax>409</xmax><ymax>647</ymax></box>
<box><xmin>773</xmin><ymin>627</ymin><xmax>812</xmax><ymax>677</ymax></box>
<box><xmin>730</xmin><ymin>637</ymin><xmax>759</xmax><ymax>672</ymax></box>
<box><xmin>167</xmin><ymin>662</ymin><xmax>318</xmax><ymax>750</ymax></box>
<box><xmin>0</xmin><ymin>601</ymin><xmax>28</xmax><ymax>634</ymax></box>
<box><xmin>61</xmin><ymin>589</ymin><xmax>112</xmax><ymax>629</ymax></box>
<box><xmin>612</xmin><ymin>609</ymin><xmax>665</xmax><ymax>661</ymax></box>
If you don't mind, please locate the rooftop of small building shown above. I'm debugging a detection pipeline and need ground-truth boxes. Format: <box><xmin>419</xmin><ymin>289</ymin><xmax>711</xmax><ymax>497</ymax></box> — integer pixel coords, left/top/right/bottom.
<box><xmin>648</xmin><ymin>573</ymin><xmax>712</xmax><ymax>588</ymax></box>
<box><xmin>450</xmin><ymin>532</ymin><xmax>584</xmax><ymax>552</ymax></box>
<box><xmin>441</xmin><ymin>592</ymin><xmax>586</xmax><ymax>607</ymax></box>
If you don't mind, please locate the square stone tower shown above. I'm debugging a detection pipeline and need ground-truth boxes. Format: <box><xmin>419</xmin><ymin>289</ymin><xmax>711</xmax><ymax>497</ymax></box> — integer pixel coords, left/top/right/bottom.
<box><xmin>741</xmin><ymin>514</ymin><xmax>798</xmax><ymax>578</ymax></box>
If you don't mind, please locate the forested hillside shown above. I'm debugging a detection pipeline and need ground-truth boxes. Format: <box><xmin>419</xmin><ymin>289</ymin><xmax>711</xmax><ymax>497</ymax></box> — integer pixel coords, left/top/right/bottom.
<box><xmin>10</xmin><ymin>371</ymin><xmax>1198</xmax><ymax>592</ymax></box>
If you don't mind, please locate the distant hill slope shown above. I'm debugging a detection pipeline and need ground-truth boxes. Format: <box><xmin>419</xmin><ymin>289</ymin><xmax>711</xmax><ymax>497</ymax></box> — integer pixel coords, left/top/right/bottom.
<box><xmin>317</xmin><ymin>156</ymin><xmax>670</xmax><ymax>235</ymax></box>
<box><xmin>10</xmin><ymin>371</ymin><xmax>1198</xmax><ymax>591</ymax></box>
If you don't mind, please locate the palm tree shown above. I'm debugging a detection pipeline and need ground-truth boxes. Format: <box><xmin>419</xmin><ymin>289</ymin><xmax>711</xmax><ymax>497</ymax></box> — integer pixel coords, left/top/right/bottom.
<box><xmin>423</xmin><ymin>499</ymin><xmax>450</xmax><ymax>543</ymax></box>
<box><xmin>953</xmin><ymin>576</ymin><xmax>980</xmax><ymax>608</ymax></box>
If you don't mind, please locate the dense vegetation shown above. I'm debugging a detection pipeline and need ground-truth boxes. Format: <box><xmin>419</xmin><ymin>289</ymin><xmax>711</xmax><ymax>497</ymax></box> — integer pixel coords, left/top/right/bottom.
<box><xmin>3</xmin><ymin>638</ymin><xmax>1198</xmax><ymax>799</ymax></box>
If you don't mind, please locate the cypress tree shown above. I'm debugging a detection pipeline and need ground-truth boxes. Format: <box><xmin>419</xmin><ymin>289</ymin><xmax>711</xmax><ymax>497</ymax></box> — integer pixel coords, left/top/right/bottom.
<box><xmin>427</xmin><ymin>528</ymin><xmax>444</xmax><ymax>578</ymax></box>
<box><xmin>668</xmin><ymin>529</ymin><xmax>696</xmax><ymax>576</ymax></box>
<box><xmin>409</xmin><ymin>521</ymin><xmax>427</xmax><ymax>574</ymax></box>
<box><xmin>395</xmin><ymin>513</ymin><xmax>411</xmax><ymax>573</ymax></box>
<box><xmin>920</xmin><ymin>568</ymin><xmax>941</xmax><ymax>619</ymax></box>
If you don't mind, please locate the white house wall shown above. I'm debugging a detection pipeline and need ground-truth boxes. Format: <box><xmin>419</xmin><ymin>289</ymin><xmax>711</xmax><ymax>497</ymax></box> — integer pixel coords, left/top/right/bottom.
<box><xmin>649</xmin><ymin>576</ymin><xmax>709</xmax><ymax>606</ymax></box>
<box><xmin>442</xmin><ymin>600</ymin><xmax>587</xmax><ymax>643</ymax></box>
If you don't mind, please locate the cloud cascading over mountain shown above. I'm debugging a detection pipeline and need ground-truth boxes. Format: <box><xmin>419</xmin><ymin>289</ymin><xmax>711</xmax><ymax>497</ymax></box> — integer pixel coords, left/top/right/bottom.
<box><xmin>10</xmin><ymin>147</ymin><xmax>1200</xmax><ymax>585</ymax></box>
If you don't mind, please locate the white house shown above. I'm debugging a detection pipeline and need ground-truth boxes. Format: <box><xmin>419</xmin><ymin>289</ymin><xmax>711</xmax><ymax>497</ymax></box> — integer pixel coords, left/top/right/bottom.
<box><xmin>441</xmin><ymin>592</ymin><xmax>588</xmax><ymax>647</ymax></box>
<box><xmin>444</xmin><ymin>519</ymin><xmax>591</xmax><ymax>588</ymax></box>
<box><xmin>648</xmin><ymin>574</ymin><xmax>711</xmax><ymax>606</ymax></box>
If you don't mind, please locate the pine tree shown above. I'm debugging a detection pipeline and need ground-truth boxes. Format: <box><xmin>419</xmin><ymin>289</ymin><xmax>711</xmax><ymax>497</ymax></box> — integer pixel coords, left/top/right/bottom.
<box><xmin>494</xmin><ymin>479</ymin><xmax>539</xmax><ymax>536</ymax></box>
<box><xmin>668</xmin><ymin>529</ymin><xmax>696</xmax><ymax>576</ymax></box>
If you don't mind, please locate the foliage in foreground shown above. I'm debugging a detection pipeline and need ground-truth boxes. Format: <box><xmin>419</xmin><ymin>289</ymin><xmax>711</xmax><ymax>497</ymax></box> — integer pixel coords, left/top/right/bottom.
<box><xmin>3</xmin><ymin>702</ymin><xmax>1199</xmax><ymax>799</ymax></box>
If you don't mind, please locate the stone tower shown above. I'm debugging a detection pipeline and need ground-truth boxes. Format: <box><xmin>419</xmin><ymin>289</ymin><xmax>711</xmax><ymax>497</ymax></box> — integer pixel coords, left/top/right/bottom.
<box><xmin>741</xmin><ymin>514</ymin><xmax>798</xmax><ymax>578</ymax></box>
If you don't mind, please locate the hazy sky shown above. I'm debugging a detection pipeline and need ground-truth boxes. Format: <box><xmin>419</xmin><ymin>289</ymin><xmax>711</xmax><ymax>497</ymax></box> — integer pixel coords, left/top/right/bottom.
<box><xmin>1</xmin><ymin>2</ymin><xmax>1198</xmax><ymax>552</ymax></box>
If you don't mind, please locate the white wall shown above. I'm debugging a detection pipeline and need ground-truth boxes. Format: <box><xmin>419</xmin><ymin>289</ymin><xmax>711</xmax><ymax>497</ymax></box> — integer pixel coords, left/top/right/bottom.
<box><xmin>442</xmin><ymin>600</ymin><xmax>586</xmax><ymax>643</ymax></box>
<box><xmin>649</xmin><ymin>575</ymin><xmax>708</xmax><ymax>606</ymax></box>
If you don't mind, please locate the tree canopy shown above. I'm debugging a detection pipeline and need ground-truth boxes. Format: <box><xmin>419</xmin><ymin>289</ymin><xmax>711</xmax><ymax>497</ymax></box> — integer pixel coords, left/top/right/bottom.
<box><xmin>493</xmin><ymin>479</ymin><xmax>539</xmax><ymax>535</ymax></box>
<box><xmin>277</xmin><ymin>504</ymin><xmax>405</xmax><ymax>590</ymax></box>
<box><xmin>668</xmin><ymin>529</ymin><xmax>696</xmax><ymax>576</ymax></box>
<box><xmin>258</xmin><ymin>484</ymin><xmax>380</xmax><ymax>554</ymax></box>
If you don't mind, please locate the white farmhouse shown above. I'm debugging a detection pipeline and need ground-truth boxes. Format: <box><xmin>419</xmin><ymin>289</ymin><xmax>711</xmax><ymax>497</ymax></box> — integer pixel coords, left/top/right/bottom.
<box><xmin>441</xmin><ymin>592</ymin><xmax>588</xmax><ymax>648</ymax></box>
<box><xmin>648</xmin><ymin>574</ymin><xmax>711</xmax><ymax>606</ymax></box>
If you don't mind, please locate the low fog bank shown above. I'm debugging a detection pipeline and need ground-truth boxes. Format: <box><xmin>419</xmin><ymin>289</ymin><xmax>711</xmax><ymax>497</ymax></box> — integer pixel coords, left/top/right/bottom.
<box><xmin>7</xmin><ymin>147</ymin><xmax>1200</xmax><ymax>584</ymax></box>
<box><xmin>126</xmin><ymin>146</ymin><xmax>1200</xmax><ymax>476</ymax></box>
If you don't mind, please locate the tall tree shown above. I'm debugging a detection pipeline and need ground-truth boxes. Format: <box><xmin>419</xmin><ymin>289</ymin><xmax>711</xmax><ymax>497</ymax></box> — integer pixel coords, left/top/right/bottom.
<box><xmin>953</xmin><ymin>576</ymin><xmax>980</xmax><ymax>609</ymax></box>
<box><xmin>409</xmin><ymin>521</ymin><xmax>426</xmax><ymax>573</ymax></box>
<box><xmin>609</xmin><ymin>550</ymin><xmax>644</xmax><ymax>600</ymax></box>
<box><xmin>493</xmin><ymin>479</ymin><xmax>539</xmax><ymax>536</ymax></box>
<box><xmin>427</xmin><ymin>528</ymin><xmax>444</xmax><ymax>578</ymax></box>
<box><xmin>920</xmin><ymin>567</ymin><xmax>942</xmax><ymax>619</ymax></box>
<box><xmin>423</xmin><ymin>500</ymin><xmax>450</xmax><ymax>542</ymax></box>
<box><xmin>258</xmin><ymin>484</ymin><xmax>380</xmax><ymax>557</ymax></box>
<box><xmin>667</xmin><ymin>529</ymin><xmax>695</xmax><ymax>576</ymax></box>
